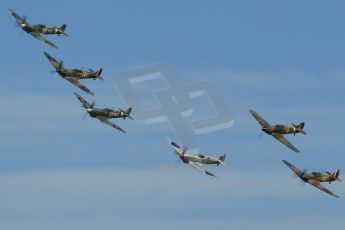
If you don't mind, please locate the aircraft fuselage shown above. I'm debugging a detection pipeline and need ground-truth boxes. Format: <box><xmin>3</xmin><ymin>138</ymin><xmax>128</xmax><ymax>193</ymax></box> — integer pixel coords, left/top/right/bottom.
<box><xmin>87</xmin><ymin>108</ymin><xmax>124</xmax><ymax>119</ymax></box>
<box><xmin>180</xmin><ymin>154</ymin><xmax>221</xmax><ymax>165</ymax></box>
<box><xmin>302</xmin><ymin>172</ymin><xmax>338</xmax><ymax>183</ymax></box>
<box><xmin>262</xmin><ymin>125</ymin><xmax>300</xmax><ymax>135</ymax></box>
<box><xmin>58</xmin><ymin>68</ymin><xmax>98</xmax><ymax>80</ymax></box>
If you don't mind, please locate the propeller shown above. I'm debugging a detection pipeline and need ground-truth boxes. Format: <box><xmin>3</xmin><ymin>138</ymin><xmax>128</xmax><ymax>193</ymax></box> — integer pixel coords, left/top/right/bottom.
<box><xmin>50</xmin><ymin>60</ymin><xmax>64</xmax><ymax>74</ymax></box>
<box><xmin>119</xmin><ymin>108</ymin><xmax>134</xmax><ymax>120</ymax></box>
<box><xmin>173</xmin><ymin>145</ymin><xmax>188</xmax><ymax>159</ymax></box>
<box><xmin>82</xmin><ymin>112</ymin><xmax>88</xmax><ymax>119</ymax></box>
<box><xmin>295</xmin><ymin>168</ymin><xmax>308</xmax><ymax>186</ymax></box>
<box><xmin>15</xmin><ymin>15</ymin><xmax>27</xmax><ymax>27</ymax></box>
<box><xmin>181</xmin><ymin>145</ymin><xmax>188</xmax><ymax>156</ymax></box>
<box><xmin>291</xmin><ymin>167</ymin><xmax>307</xmax><ymax>184</ymax></box>
<box><xmin>258</xmin><ymin>130</ymin><xmax>264</xmax><ymax>139</ymax></box>
<box><xmin>172</xmin><ymin>150</ymin><xmax>183</xmax><ymax>166</ymax></box>
<box><xmin>57</xmin><ymin>60</ymin><xmax>64</xmax><ymax>71</ymax></box>
<box><xmin>82</xmin><ymin>102</ymin><xmax>95</xmax><ymax>119</ymax></box>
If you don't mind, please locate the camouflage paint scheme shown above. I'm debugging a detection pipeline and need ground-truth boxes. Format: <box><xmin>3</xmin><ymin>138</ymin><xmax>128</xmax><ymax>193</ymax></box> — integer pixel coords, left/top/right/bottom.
<box><xmin>44</xmin><ymin>52</ymin><xmax>103</xmax><ymax>95</ymax></box>
<box><xmin>283</xmin><ymin>160</ymin><xmax>341</xmax><ymax>198</ymax></box>
<box><xmin>9</xmin><ymin>9</ymin><xmax>67</xmax><ymax>49</ymax></box>
<box><xmin>249</xmin><ymin>109</ymin><xmax>306</xmax><ymax>153</ymax></box>
<box><xmin>74</xmin><ymin>92</ymin><xmax>133</xmax><ymax>134</ymax></box>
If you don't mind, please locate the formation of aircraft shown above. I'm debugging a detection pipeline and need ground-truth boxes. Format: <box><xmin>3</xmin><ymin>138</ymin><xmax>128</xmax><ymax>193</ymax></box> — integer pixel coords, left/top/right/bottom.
<box><xmin>167</xmin><ymin>138</ymin><xmax>226</xmax><ymax>179</ymax></box>
<box><xmin>74</xmin><ymin>92</ymin><xmax>133</xmax><ymax>134</ymax></box>
<box><xmin>44</xmin><ymin>52</ymin><xmax>103</xmax><ymax>96</ymax></box>
<box><xmin>9</xmin><ymin>9</ymin><xmax>67</xmax><ymax>49</ymax></box>
<box><xmin>8</xmin><ymin>8</ymin><xmax>341</xmax><ymax>198</ymax></box>
<box><xmin>282</xmin><ymin>160</ymin><xmax>341</xmax><ymax>198</ymax></box>
<box><xmin>249</xmin><ymin>109</ymin><xmax>306</xmax><ymax>153</ymax></box>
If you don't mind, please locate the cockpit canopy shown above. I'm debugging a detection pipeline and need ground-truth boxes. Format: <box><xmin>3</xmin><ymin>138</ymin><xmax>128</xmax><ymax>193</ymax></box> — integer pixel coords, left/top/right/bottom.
<box><xmin>36</xmin><ymin>24</ymin><xmax>46</xmax><ymax>28</ymax></box>
<box><xmin>104</xmin><ymin>108</ymin><xmax>113</xmax><ymax>112</ymax></box>
<box><xmin>198</xmin><ymin>154</ymin><xmax>205</xmax><ymax>158</ymax></box>
<box><xmin>72</xmin><ymin>69</ymin><xmax>82</xmax><ymax>73</ymax></box>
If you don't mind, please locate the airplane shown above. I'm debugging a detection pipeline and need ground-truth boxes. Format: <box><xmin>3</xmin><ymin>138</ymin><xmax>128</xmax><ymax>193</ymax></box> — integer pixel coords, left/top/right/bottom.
<box><xmin>167</xmin><ymin>138</ymin><xmax>226</xmax><ymax>179</ymax></box>
<box><xmin>282</xmin><ymin>160</ymin><xmax>341</xmax><ymax>198</ymax></box>
<box><xmin>44</xmin><ymin>52</ymin><xmax>103</xmax><ymax>96</ymax></box>
<box><xmin>249</xmin><ymin>109</ymin><xmax>306</xmax><ymax>153</ymax></box>
<box><xmin>9</xmin><ymin>9</ymin><xmax>67</xmax><ymax>49</ymax></box>
<box><xmin>74</xmin><ymin>92</ymin><xmax>133</xmax><ymax>134</ymax></box>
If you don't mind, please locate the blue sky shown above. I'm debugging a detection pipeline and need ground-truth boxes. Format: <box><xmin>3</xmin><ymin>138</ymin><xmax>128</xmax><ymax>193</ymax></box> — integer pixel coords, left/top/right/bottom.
<box><xmin>1</xmin><ymin>0</ymin><xmax>345</xmax><ymax>229</ymax></box>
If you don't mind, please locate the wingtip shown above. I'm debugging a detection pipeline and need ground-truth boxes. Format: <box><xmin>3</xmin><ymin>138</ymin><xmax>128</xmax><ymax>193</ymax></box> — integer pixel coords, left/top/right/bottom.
<box><xmin>282</xmin><ymin>160</ymin><xmax>290</xmax><ymax>166</ymax></box>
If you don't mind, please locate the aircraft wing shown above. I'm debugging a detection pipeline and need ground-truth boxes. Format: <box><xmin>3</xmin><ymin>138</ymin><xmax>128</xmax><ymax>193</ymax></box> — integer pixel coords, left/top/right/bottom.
<box><xmin>249</xmin><ymin>109</ymin><xmax>270</xmax><ymax>128</ymax></box>
<box><xmin>30</xmin><ymin>32</ymin><xmax>58</xmax><ymax>49</ymax></box>
<box><xmin>9</xmin><ymin>9</ymin><xmax>24</xmax><ymax>25</ymax></box>
<box><xmin>44</xmin><ymin>51</ymin><xmax>61</xmax><ymax>69</ymax></box>
<box><xmin>189</xmin><ymin>162</ymin><xmax>217</xmax><ymax>179</ymax></box>
<box><xmin>307</xmin><ymin>180</ymin><xmax>340</xmax><ymax>198</ymax></box>
<box><xmin>272</xmin><ymin>133</ymin><xmax>299</xmax><ymax>153</ymax></box>
<box><xmin>66</xmin><ymin>77</ymin><xmax>94</xmax><ymax>96</ymax></box>
<box><xmin>282</xmin><ymin>160</ymin><xmax>302</xmax><ymax>177</ymax></box>
<box><xmin>73</xmin><ymin>92</ymin><xmax>92</xmax><ymax>109</ymax></box>
<box><xmin>97</xmin><ymin>117</ymin><xmax>126</xmax><ymax>134</ymax></box>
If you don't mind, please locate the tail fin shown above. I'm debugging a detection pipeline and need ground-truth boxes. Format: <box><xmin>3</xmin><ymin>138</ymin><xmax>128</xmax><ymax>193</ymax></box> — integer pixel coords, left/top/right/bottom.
<box><xmin>96</xmin><ymin>68</ymin><xmax>102</xmax><ymax>76</ymax></box>
<box><xmin>126</xmin><ymin>107</ymin><xmax>132</xmax><ymax>115</ymax></box>
<box><xmin>60</xmin><ymin>24</ymin><xmax>66</xmax><ymax>31</ymax></box>
<box><xmin>58</xmin><ymin>24</ymin><xmax>68</xmax><ymax>36</ymax></box>
<box><xmin>331</xmin><ymin>170</ymin><xmax>341</xmax><ymax>182</ymax></box>
<box><xmin>218</xmin><ymin>153</ymin><xmax>226</xmax><ymax>162</ymax></box>
<box><xmin>336</xmin><ymin>170</ymin><xmax>341</xmax><ymax>181</ymax></box>
<box><xmin>96</xmin><ymin>68</ymin><xmax>103</xmax><ymax>80</ymax></box>
<box><xmin>298</xmin><ymin>122</ymin><xmax>305</xmax><ymax>129</ymax></box>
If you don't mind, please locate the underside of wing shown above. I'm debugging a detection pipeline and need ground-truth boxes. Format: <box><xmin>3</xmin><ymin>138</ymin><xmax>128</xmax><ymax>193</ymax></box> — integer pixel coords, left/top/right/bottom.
<box><xmin>308</xmin><ymin>180</ymin><xmax>340</xmax><ymax>198</ymax></box>
<box><xmin>66</xmin><ymin>77</ymin><xmax>94</xmax><ymax>96</ymax></box>
<box><xmin>282</xmin><ymin>160</ymin><xmax>302</xmax><ymax>177</ymax></box>
<box><xmin>98</xmin><ymin>117</ymin><xmax>126</xmax><ymax>134</ymax></box>
<box><xmin>44</xmin><ymin>51</ymin><xmax>60</xmax><ymax>69</ymax></box>
<box><xmin>272</xmin><ymin>133</ymin><xmax>299</xmax><ymax>153</ymax></box>
<box><xmin>9</xmin><ymin>9</ymin><xmax>24</xmax><ymax>24</ymax></box>
<box><xmin>249</xmin><ymin>109</ymin><xmax>270</xmax><ymax>128</ymax></box>
<box><xmin>30</xmin><ymin>32</ymin><xmax>58</xmax><ymax>49</ymax></box>
<box><xmin>189</xmin><ymin>162</ymin><xmax>217</xmax><ymax>178</ymax></box>
<box><xmin>73</xmin><ymin>92</ymin><xmax>92</xmax><ymax>109</ymax></box>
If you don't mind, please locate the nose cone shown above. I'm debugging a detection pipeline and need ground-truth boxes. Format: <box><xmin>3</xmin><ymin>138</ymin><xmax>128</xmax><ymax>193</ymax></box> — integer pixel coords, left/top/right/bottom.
<box><xmin>262</xmin><ymin>127</ymin><xmax>270</xmax><ymax>134</ymax></box>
